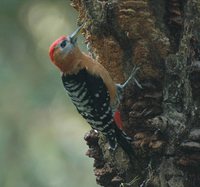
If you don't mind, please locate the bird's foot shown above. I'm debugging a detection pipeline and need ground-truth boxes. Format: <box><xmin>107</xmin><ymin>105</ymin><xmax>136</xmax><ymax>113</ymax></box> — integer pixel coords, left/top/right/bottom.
<box><xmin>122</xmin><ymin>65</ymin><xmax>142</xmax><ymax>89</ymax></box>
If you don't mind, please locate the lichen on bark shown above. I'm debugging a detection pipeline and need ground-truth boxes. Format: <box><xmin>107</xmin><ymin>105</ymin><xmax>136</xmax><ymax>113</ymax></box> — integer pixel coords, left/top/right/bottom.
<box><xmin>71</xmin><ymin>0</ymin><xmax>200</xmax><ymax>186</ymax></box>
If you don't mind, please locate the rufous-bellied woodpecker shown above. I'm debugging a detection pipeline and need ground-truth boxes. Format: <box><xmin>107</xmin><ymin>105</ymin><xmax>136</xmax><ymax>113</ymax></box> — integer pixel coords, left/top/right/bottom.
<box><xmin>49</xmin><ymin>25</ymin><xmax>138</xmax><ymax>155</ymax></box>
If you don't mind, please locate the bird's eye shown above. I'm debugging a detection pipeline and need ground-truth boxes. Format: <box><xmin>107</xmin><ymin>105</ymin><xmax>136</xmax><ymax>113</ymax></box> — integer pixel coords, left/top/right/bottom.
<box><xmin>60</xmin><ymin>40</ymin><xmax>67</xmax><ymax>48</ymax></box>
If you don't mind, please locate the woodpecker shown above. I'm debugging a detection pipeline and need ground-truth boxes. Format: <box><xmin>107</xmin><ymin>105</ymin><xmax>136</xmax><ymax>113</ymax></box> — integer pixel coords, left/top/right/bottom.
<box><xmin>49</xmin><ymin>25</ymin><xmax>137</xmax><ymax>154</ymax></box>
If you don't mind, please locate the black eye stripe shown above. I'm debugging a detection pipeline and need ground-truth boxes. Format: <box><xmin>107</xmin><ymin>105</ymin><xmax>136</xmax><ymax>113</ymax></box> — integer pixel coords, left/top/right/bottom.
<box><xmin>60</xmin><ymin>40</ymin><xmax>67</xmax><ymax>48</ymax></box>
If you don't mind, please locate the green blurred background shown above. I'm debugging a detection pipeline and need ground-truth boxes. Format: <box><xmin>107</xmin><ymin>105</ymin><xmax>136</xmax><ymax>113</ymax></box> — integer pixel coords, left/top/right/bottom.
<box><xmin>0</xmin><ymin>0</ymin><xmax>98</xmax><ymax>186</ymax></box>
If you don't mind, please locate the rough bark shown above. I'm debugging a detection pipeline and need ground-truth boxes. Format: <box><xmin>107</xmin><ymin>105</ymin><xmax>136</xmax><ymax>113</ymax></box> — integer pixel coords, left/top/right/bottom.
<box><xmin>71</xmin><ymin>0</ymin><xmax>200</xmax><ymax>186</ymax></box>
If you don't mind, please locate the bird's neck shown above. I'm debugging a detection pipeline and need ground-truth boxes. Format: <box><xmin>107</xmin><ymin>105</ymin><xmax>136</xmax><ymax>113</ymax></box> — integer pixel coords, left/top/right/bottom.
<box><xmin>62</xmin><ymin>47</ymin><xmax>85</xmax><ymax>75</ymax></box>
<box><xmin>63</xmin><ymin>49</ymin><xmax>94</xmax><ymax>75</ymax></box>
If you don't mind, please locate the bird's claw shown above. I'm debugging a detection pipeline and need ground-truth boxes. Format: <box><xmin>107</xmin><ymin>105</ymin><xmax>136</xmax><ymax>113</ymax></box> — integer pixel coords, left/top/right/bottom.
<box><xmin>134</xmin><ymin>77</ymin><xmax>142</xmax><ymax>89</ymax></box>
<box><xmin>122</xmin><ymin>65</ymin><xmax>142</xmax><ymax>89</ymax></box>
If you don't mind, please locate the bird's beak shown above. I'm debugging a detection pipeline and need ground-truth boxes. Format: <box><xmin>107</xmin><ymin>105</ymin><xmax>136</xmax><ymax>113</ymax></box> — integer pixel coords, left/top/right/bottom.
<box><xmin>69</xmin><ymin>24</ymin><xmax>84</xmax><ymax>44</ymax></box>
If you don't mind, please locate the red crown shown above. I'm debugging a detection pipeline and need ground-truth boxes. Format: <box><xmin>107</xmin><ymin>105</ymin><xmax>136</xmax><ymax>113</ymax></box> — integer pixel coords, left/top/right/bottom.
<box><xmin>49</xmin><ymin>35</ymin><xmax>66</xmax><ymax>63</ymax></box>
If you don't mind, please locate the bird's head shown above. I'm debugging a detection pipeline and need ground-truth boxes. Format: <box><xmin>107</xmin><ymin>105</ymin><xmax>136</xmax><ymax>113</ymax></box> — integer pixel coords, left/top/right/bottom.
<box><xmin>49</xmin><ymin>25</ymin><xmax>83</xmax><ymax>73</ymax></box>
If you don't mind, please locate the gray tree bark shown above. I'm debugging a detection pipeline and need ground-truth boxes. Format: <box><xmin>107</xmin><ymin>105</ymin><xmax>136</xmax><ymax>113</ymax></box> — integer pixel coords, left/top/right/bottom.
<box><xmin>71</xmin><ymin>0</ymin><xmax>200</xmax><ymax>186</ymax></box>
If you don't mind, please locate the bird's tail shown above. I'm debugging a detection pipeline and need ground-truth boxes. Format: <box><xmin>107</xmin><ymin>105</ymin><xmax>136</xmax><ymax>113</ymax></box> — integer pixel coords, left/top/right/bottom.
<box><xmin>114</xmin><ymin>125</ymin><xmax>134</xmax><ymax>155</ymax></box>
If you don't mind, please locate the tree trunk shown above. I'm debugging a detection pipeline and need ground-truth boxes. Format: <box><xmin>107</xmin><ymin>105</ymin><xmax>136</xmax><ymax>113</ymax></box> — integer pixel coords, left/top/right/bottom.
<box><xmin>71</xmin><ymin>0</ymin><xmax>200</xmax><ymax>186</ymax></box>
